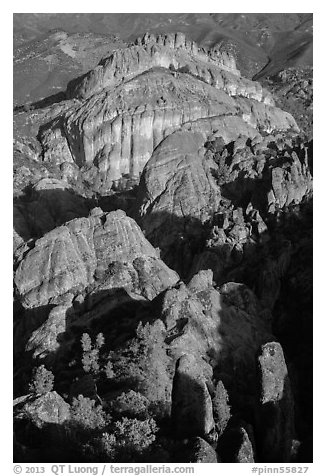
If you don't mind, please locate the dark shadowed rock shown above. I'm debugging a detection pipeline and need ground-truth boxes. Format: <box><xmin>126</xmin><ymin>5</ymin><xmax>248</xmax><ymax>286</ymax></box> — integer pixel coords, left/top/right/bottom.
<box><xmin>256</xmin><ymin>342</ymin><xmax>295</xmax><ymax>462</ymax></box>
<box><xmin>171</xmin><ymin>354</ymin><xmax>215</xmax><ymax>439</ymax></box>
<box><xmin>217</xmin><ymin>422</ymin><xmax>255</xmax><ymax>462</ymax></box>
<box><xmin>159</xmin><ymin>270</ymin><xmax>272</xmax><ymax>412</ymax></box>
<box><xmin>70</xmin><ymin>374</ymin><xmax>99</xmax><ymax>401</ymax></box>
<box><xmin>13</xmin><ymin>178</ymin><xmax>91</xmax><ymax>253</ymax></box>
<box><xmin>135</xmin><ymin>130</ymin><xmax>221</xmax><ymax>273</ymax></box>
<box><xmin>183</xmin><ymin>437</ymin><xmax>218</xmax><ymax>463</ymax></box>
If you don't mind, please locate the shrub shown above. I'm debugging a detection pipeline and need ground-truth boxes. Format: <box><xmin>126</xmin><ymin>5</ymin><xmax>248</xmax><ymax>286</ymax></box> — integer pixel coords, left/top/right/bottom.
<box><xmin>71</xmin><ymin>395</ymin><xmax>106</xmax><ymax>430</ymax></box>
<box><xmin>97</xmin><ymin>433</ymin><xmax>117</xmax><ymax>461</ymax></box>
<box><xmin>82</xmin><ymin>417</ymin><xmax>158</xmax><ymax>462</ymax></box>
<box><xmin>29</xmin><ymin>365</ymin><xmax>54</xmax><ymax>395</ymax></box>
<box><xmin>112</xmin><ymin>390</ymin><xmax>150</xmax><ymax>419</ymax></box>
<box><xmin>113</xmin><ymin>417</ymin><xmax>158</xmax><ymax>460</ymax></box>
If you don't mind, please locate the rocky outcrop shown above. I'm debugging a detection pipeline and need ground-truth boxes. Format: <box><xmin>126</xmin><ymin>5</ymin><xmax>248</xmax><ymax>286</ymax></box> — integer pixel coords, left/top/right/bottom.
<box><xmin>66</xmin><ymin>32</ymin><xmax>264</xmax><ymax>100</ymax></box>
<box><xmin>136</xmin><ymin>128</ymin><xmax>312</xmax><ymax>279</ymax></box>
<box><xmin>38</xmin><ymin>33</ymin><xmax>299</xmax><ymax>193</ymax></box>
<box><xmin>14</xmin><ymin>209</ymin><xmax>179</xmax><ymax>309</ymax></box>
<box><xmin>80</xmin><ymin>268</ymin><xmax>273</xmax><ymax>446</ymax></box>
<box><xmin>256</xmin><ymin>342</ymin><xmax>295</xmax><ymax>462</ymax></box>
<box><xmin>261</xmin><ymin>67</ymin><xmax>313</xmax><ymax>137</ymax></box>
<box><xmin>14</xmin><ymin>208</ymin><xmax>180</xmax><ymax>369</ymax></box>
<box><xmin>136</xmin><ymin>130</ymin><xmax>220</xmax><ymax>243</ymax></box>
<box><xmin>158</xmin><ymin>270</ymin><xmax>272</xmax><ymax>420</ymax></box>
<box><xmin>25</xmin><ymin>300</ymin><xmax>72</xmax><ymax>360</ymax></box>
<box><xmin>14</xmin><ymin>391</ymin><xmax>70</xmax><ymax>428</ymax></box>
<box><xmin>162</xmin><ymin>270</ymin><xmax>272</xmax><ymax>365</ymax></box>
<box><xmin>13</xmin><ymin>391</ymin><xmax>71</xmax><ymax>461</ymax></box>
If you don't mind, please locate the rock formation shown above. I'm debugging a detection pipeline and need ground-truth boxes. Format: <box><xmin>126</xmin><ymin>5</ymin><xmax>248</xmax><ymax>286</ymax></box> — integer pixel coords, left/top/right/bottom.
<box><xmin>14</xmin><ymin>209</ymin><xmax>178</xmax><ymax>309</ymax></box>
<box><xmin>171</xmin><ymin>354</ymin><xmax>215</xmax><ymax>439</ymax></box>
<box><xmin>256</xmin><ymin>342</ymin><xmax>295</xmax><ymax>462</ymax></box>
<box><xmin>37</xmin><ymin>33</ymin><xmax>298</xmax><ymax>193</ymax></box>
<box><xmin>135</xmin><ymin>128</ymin><xmax>312</xmax><ymax>278</ymax></box>
<box><xmin>13</xmin><ymin>19</ymin><xmax>313</xmax><ymax>464</ymax></box>
<box><xmin>14</xmin><ymin>391</ymin><xmax>70</xmax><ymax>428</ymax></box>
<box><xmin>183</xmin><ymin>437</ymin><xmax>218</xmax><ymax>463</ymax></box>
<box><xmin>217</xmin><ymin>422</ymin><xmax>255</xmax><ymax>462</ymax></box>
<box><xmin>13</xmin><ymin>208</ymin><xmax>179</xmax><ymax>368</ymax></box>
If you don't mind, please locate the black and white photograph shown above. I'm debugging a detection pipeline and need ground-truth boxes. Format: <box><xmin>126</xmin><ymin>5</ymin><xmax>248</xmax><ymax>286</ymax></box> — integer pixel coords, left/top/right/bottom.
<box><xmin>11</xmin><ymin>6</ymin><xmax>314</xmax><ymax>468</ymax></box>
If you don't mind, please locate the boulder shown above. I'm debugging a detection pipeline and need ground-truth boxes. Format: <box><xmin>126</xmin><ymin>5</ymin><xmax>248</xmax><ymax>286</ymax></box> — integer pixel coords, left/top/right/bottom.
<box><xmin>25</xmin><ymin>299</ymin><xmax>73</xmax><ymax>360</ymax></box>
<box><xmin>14</xmin><ymin>391</ymin><xmax>70</xmax><ymax>428</ymax></box>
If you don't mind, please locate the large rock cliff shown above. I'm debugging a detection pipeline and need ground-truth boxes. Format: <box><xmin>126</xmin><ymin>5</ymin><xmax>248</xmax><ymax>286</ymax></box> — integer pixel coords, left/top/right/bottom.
<box><xmin>38</xmin><ymin>33</ymin><xmax>299</xmax><ymax>194</ymax></box>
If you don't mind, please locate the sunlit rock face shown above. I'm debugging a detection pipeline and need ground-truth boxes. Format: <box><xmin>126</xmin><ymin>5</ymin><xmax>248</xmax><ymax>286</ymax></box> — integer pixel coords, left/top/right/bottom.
<box><xmin>39</xmin><ymin>33</ymin><xmax>299</xmax><ymax>193</ymax></box>
<box><xmin>66</xmin><ymin>32</ymin><xmax>242</xmax><ymax>100</ymax></box>
<box><xmin>14</xmin><ymin>209</ymin><xmax>179</xmax><ymax>309</ymax></box>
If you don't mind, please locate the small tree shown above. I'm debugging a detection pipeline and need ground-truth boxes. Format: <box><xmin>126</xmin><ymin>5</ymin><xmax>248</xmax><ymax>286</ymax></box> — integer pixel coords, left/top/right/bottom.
<box><xmin>29</xmin><ymin>365</ymin><xmax>54</xmax><ymax>395</ymax></box>
<box><xmin>81</xmin><ymin>333</ymin><xmax>105</xmax><ymax>375</ymax></box>
<box><xmin>81</xmin><ymin>333</ymin><xmax>92</xmax><ymax>352</ymax></box>
<box><xmin>96</xmin><ymin>333</ymin><xmax>105</xmax><ymax>349</ymax></box>
<box><xmin>104</xmin><ymin>359</ymin><xmax>115</xmax><ymax>379</ymax></box>
<box><xmin>212</xmin><ymin>380</ymin><xmax>231</xmax><ymax>435</ymax></box>
<box><xmin>98</xmin><ymin>433</ymin><xmax>117</xmax><ymax>461</ymax></box>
